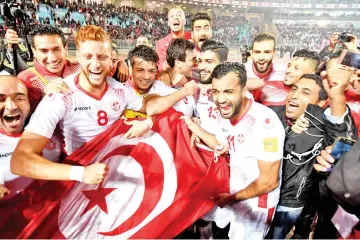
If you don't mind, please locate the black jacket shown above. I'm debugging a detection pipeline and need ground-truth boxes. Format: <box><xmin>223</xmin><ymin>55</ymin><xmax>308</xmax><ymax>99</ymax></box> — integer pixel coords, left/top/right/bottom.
<box><xmin>327</xmin><ymin>138</ymin><xmax>360</xmax><ymax>218</ymax></box>
<box><xmin>269</xmin><ymin>104</ymin><xmax>357</xmax><ymax>208</ymax></box>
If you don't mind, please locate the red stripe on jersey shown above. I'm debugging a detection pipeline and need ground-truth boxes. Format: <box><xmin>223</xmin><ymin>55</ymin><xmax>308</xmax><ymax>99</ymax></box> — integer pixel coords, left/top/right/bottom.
<box><xmin>258</xmin><ymin>192</ymin><xmax>268</xmax><ymax>208</ymax></box>
<box><xmin>266</xmin><ymin>207</ymin><xmax>275</xmax><ymax>226</ymax></box>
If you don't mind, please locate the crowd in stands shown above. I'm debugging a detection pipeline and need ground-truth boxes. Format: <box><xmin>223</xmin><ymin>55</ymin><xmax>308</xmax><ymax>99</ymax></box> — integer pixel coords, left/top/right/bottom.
<box><xmin>16</xmin><ymin>0</ymin><xmax>253</xmax><ymax>45</ymax></box>
<box><xmin>252</xmin><ymin>0</ymin><xmax>358</xmax><ymax>3</ymax></box>
<box><xmin>274</xmin><ymin>11</ymin><xmax>360</xmax><ymax>18</ymax></box>
<box><xmin>275</xmin><ymin>23</ymin><xmax>360</xmax><ymax>51</ymax></box>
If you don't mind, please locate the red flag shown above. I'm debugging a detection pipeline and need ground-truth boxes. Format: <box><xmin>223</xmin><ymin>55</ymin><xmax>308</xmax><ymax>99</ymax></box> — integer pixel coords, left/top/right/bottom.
<box><xmin>0</xmin><ymin>110</ymin><xmax>229</xmax><ymax>239</ymax></box>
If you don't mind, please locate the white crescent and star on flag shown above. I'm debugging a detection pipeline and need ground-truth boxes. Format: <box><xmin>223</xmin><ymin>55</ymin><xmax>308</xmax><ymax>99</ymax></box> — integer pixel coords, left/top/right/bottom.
<box><xmin>58</xmin><ymin>131</ymin><xmax>177</xmax><ymax>239</ymax></box>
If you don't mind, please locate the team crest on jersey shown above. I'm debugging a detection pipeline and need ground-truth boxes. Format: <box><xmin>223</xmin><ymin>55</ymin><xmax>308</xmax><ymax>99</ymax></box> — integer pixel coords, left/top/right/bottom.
<box><xmin>264</xmin><ymin>118</ymin><xmax>274</xmax><ymax>129</ymax></box>
<box><xmin>237</xmin><ymin>134</ymin><xmax>245</xmax><ymax>144</ymax></box>
<box><xmin>112</xmin><ymin>101</ymin><xmax>121</xmax><ymax>111</ymax></box>
<box><xmin>45</xmin><ymin>138</ymin><xmax>56</xmax><ymax>150</ymax></box>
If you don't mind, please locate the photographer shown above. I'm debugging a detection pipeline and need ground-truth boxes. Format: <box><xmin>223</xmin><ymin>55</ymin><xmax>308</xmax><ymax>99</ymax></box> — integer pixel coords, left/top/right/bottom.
<box><xmin>319</xmin><ymin>32</ymin><xmax>359</xmax><ymax>59</ymax></box>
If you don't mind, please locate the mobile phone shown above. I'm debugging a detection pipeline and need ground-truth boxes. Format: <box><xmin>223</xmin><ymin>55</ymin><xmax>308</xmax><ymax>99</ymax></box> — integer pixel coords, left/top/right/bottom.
<box><xmin>330</xmin><ymin>137</ymin><xmax>356</xmax><ymax>161</ymax></box>
<box><xmin>338</xmin><ymin>49</ymin><xmax>360</xmax><ymax>70</ymax></box>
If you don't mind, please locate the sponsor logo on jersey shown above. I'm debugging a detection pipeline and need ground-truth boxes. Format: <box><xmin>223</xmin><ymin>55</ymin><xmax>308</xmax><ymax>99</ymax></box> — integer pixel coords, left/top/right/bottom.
<box><xmin>0</xmin><ymin>152</ymin><xmax>13</xmax><ymax>158</ymax></box>
<box><xmin>74</xmin><ymin>106</ymin><xmax>91</xmax><ymax>111</ymax></box>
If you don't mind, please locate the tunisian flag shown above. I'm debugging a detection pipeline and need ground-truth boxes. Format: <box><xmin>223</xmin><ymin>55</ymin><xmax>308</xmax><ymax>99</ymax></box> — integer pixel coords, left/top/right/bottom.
<box><xmin>0</xmin><ymin>110</ymin><xmax>229</xmax><ymax>239</ymax></box>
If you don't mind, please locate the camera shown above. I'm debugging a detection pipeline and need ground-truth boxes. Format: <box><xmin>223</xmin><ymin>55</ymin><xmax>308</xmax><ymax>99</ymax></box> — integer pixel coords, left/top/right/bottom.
<box><xmin>338</xmin><ymin>32</ymin><xmax>351</xmax><ymax>43</ymax></box>
<box><xmin>0</xmin><ymin>0</ymin><xmax>25</xmax><ymax>22</ymax></box>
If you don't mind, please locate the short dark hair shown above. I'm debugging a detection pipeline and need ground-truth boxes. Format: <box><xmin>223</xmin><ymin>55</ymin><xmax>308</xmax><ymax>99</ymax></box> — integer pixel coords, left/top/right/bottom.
<box><xmin>200</xmin><ymin>39</ymin><xmax>229</xmax><ymax>63</ymax></box>
<box><xmin>191</xmin><ymin>12</ymin><xmax>212</xmax><ymax>30</ymax></box>
<box><xmin>29</xmin><ymin>25</ymin><xmax>66</xmax><ymax>48</ymax></box>
<box><xmin>166</xmin><ymin>38</ymin><xmax>195</xmax><ymax>68</ymax></box>
<box><xmin>128</xmin><ymin>45</ymin><xmax>159</xmax><ymax>67</ymax></box>
<box><xmin>211</xmin><ymin>62</ymin><xmax>247</xmax><ymax>87</ymax></box>
<box><xmin>252</xmin><ymin>33</ymin><xmax>276</xmax><ymax>50</ymax></box>
<box><xmin>299</xmin><ymin>74</ymin><xmax>328</xmax><ymax>100</ymax></box>
<box><xmin>293</xmin><ymin>49</ymin><xmax>321</xmax><ymax>70</ymax></box>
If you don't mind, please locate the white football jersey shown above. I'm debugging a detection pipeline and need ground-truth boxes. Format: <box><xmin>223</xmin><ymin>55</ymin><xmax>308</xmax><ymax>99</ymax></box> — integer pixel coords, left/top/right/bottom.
<box><xmin>0</xmin><ymin>129</ymin><xmax>61</xmax><ymax>199</ymax></box>
<box><xmin>125</xmin><ymin>80</ymin><xmax>195</xmax><ymax>117</ymax></box>
<box><xmin>216</xmin><ymin>98</ymin><xmax>285</xmax><ymax>209</ymax></box>
<box><xmin>195</xmin><ymin>92</ymin><xmax>220</xmax><ymax>135</ymax></box>
<box><xmin>246</xmin><ymin>63</ymin><xmax>288</xmax><ymax>106</ymax></box>
<box><xmin>25</xmin><ymin>74</ymin><xmax>143</xmax><ymax>155</ymax></box>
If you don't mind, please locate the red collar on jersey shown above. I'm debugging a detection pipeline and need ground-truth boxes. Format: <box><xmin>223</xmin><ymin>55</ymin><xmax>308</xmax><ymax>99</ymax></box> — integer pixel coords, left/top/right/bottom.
<box><xmin>0</xmin><ymin>128</ymin><xmax>22</xmax><ymax>137</ymax></box>
<box><xmin>230</xmin><ymin>99</ymin><xmax>253</xmax><ymax>126</ymax></box>
<box><xmin>74</xmin><ymin>74</ymin><xmax>109</xmax><ymax>101</ymax></box>
<box><xmin>34</xmin><ymin>59</ymin><xmax>70</xmax><ymax>77</ymax></box>
<box><xmin>252</xmin><ymin>63</ymin><xmax>274</xmax><ymax>80</ymax></box>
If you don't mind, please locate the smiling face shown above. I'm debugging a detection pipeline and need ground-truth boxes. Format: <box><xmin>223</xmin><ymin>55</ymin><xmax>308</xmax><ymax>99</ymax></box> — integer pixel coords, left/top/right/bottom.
<box><xmin>284</xmin><ymin>57</ymin><xmax>317</xmax><ymax>86</ymax></box>
<box><xmin>33</xmin><ymin>35</ymin><xmax>68</xmax><ymax>75</ymax></box>
<box><xmin>252</xmin><ymin>40</ymin><xmax>275</xmax><ymax>74</ymax></box>
<box><xmin>285</xmin><ymin>77</ymin><xmax>321</xmax><ymax>120</ymax></box>
<box><xmin>212</xmin><ymin>72</ymin><xmax>244</xmax><ymax>119</ymax></box>
<box><xmin>77</xmin><ymin>40</ymin><xmax>112</xmax><ymax>89</ymax></box>
<box><xmin>168</xmin><ymin>8</ymin><xmax>186</xmax><ymax>33</ymax></box>
<box><xmin>174</xmin><ymin>49</ymin><xmax>197</xmax><ymax>79</ymax></box>
<box><xmin>131</xmin><ymin>57</ymin><xmax>157</xmax><ymax>94</ymax></box>
<box><xmin>198</xmin><ymin>50</ymin><xmax>220</xmax><ymax>84</ymax></box>
<box><xmin>0</xmin><ymin>77</ymin><xmax>30</xmax><ymax>134</ymax></box>
<box><xmin>192</xmin><ymin>19</ymin><xmax>213</xmax><ymax>49</ymax></box>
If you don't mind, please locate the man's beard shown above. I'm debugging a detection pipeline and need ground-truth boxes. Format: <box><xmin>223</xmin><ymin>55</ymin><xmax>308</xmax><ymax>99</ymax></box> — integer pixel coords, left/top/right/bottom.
<box><xmin>254</xmin><ymin>60</ymin><xmax>272</xmax><ymax>74</ymax></box>
<box><xmin>200</xmin><ymin>75</ymin><xmax>212</xmax><ymax>84</ymax></box>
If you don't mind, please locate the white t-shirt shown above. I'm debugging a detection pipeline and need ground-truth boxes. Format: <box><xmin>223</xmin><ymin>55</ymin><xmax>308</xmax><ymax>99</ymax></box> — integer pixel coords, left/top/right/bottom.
<box><xmin>124</xmin><ymin>80</ymin><xmax>195</xmax><ymax>117</ymax></box>
<box><xmin>216</xmin><ymin>99</ymin><xmax>285</xmax><ymax>209</ymax></box>
<box><xmin>25</xmin><ymin>74</ymin><xmax>143</xmax><ymax>155</ymax></box>
<box><xmin>0</xmin><ymin>130</ymin><xmax>61</xmax><ymax>199</ymax></box>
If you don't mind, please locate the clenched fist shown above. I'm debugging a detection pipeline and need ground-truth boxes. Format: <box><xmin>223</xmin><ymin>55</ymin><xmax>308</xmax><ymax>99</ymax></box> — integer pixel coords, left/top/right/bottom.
<box><xmin>83</xmin><ymin>162</ymin><xmax>108</xmax><ymax>184</ymax></box>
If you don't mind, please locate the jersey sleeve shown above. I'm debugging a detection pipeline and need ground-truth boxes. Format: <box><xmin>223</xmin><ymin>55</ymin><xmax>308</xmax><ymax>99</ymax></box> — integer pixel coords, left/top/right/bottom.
<box><xmin>25</xmin><ymin>93</ymin><xmax>67</xmax><ymax>139</ymax></box>
<box><xmin>122</xmin><ymin>86</ymin><xmax>143</xmax><ymax>112</ymax></box>
<box><xmin>150</xmin><ymin>81</ymin><xmax>195</xmax><ymax>117</ymax></box>
<box><xmin>149</xmin><ymin>81</ymin><xmax>176</xmax><ymax>96</ymax></box>
<box><xmin>255</xmin><ymin>109</ymin><xmax>285</xmax><ymax>162</ymax></box>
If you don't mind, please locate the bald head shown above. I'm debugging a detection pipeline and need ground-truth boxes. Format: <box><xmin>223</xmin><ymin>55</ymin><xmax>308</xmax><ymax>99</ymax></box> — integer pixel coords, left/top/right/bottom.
<box><xmin>0</xmin><ymin>76</ymin><xmax>30</xmax><ymax>134</ymax></box>
<box><xmin>0</xmin><ymin>76</ymin><xmax>28</xmax><ymax>91</ymax></box>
